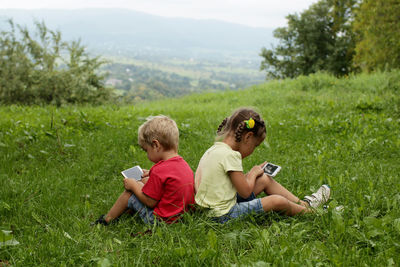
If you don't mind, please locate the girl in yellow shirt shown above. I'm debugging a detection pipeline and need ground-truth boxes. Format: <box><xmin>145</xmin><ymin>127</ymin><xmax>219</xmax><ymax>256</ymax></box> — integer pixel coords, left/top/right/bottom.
<box><xmin>195</xmin><ymin>107</ymin><xmax>330</xmax><ymax>223</ymax></box>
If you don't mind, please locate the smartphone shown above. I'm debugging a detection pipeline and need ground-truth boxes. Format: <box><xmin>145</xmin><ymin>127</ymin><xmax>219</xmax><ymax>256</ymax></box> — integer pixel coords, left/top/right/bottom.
<box><xmin>121</xmin><ymin>165</ymin><xmax>143</xmax><ymax>180</ymax></box>
<box><xmin>262</xmin><ymin>162</ymin><xmax>281</xmax><ymax>177</ymax></box>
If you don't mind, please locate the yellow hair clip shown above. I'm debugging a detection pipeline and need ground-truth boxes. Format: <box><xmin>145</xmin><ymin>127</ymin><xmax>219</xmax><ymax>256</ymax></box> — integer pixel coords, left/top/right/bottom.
<box><xmin>245</xmin><ymin>118</ymin><xmax>255</xmax><ymax>129</ymax></box>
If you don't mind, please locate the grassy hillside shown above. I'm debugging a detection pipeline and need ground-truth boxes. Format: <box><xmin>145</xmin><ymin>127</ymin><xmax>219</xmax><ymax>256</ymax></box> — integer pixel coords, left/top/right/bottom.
<box><xmin>1</xmin><ymin>71</ymin><xmax>400</xmax><ymax>265</ymax></box>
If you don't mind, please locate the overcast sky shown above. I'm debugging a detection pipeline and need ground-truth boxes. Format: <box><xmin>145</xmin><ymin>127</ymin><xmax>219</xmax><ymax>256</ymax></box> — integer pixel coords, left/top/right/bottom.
<box><xmin>0</xmin><ymin>0</ymin><xmax>319</xmax><ymax>28</ymax></box>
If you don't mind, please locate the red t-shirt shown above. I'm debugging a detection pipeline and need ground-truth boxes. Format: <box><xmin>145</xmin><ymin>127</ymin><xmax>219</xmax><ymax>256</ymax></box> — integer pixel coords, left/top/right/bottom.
<box><xmin>142</xmin><ymin>156</ymin><xmax>195</xmax><ymax>222</ymax></box>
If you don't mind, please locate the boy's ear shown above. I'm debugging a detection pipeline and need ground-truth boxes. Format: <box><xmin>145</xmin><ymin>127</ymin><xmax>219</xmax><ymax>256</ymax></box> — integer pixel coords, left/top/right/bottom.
<box><xmin>152</xmin><ymin>139</ymin><xmax>162</xmax><ymax>151</ymax></box>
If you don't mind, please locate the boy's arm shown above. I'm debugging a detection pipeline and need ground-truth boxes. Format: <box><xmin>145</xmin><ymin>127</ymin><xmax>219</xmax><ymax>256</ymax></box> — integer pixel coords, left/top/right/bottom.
<box><xmin>123</xmin><ymin>178</ymin><xmax>158</xmax><ymax>208</ymax></box>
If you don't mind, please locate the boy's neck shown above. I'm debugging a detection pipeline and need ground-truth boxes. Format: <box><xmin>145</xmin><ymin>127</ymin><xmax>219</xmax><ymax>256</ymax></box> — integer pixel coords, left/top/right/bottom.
<box><xmin>159</xmin><ymin>150</ymin><xmax>179</xmax><ymax>161</ymax></box>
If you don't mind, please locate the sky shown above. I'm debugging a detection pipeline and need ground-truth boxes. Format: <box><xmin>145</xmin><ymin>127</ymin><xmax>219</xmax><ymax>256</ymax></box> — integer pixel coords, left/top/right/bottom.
<box><xmin>0</xmin><ymin>0</ymin><xmax>319</xmax><ymax>28</ymax></box>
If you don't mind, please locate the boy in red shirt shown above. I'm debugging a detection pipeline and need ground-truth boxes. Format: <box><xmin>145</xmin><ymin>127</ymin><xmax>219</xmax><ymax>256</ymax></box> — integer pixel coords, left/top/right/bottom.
<box><xmin>94</xmin><ymin>115</ymin><xmax>195</xmax><ymax>225</ymax></box>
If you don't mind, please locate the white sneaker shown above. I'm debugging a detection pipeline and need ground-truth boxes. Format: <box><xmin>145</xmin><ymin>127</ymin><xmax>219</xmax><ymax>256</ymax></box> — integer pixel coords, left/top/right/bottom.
<box><xmin>304</xmin><ymin>185</ymin><xmax>331</xmax><ymax>208</ymax></box>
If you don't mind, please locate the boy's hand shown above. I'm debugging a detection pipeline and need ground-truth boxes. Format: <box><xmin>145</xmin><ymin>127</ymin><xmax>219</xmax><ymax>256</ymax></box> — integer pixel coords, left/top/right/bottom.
<box><xmin>141</xmin><ymin>177</ymin><xmax>149</xmax><ymax>184</ymax></box>
<box><xmin>142</xmin><ymin>169</ymin><xmax>149</xmax><ymax>178</ymax></box>
<box><xmin>141</xmin><ymin>169</ymin><xmax>150</xmax><ymax>184</ymax></box>
<box><xmin>123</xmin><ymin>178</ymin><xmax>136</xmax><ymax>191</ymax></box>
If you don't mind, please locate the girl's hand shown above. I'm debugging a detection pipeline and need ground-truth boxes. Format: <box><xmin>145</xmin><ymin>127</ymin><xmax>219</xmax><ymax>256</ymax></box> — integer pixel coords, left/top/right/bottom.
<box><xmin>259</xmin><ymin>162</ymin><xmax>267</xmax><ymax>168</ymax></box>
<box><xmin>257</xmin><ymin>162</ymin><xmax>268</xmax><ymax>178</ymax></box>
<box><xmin>249</xmin><ymin>164</ymin><xmax>264</xmax><ymax>179</ymax></box>
<box><xmin>248</xmin><ymin>162</ymin><xmax>266</xmax><ymax>179</ymax></box>
<box><xmin>123</xmin><ymin>178</ymin><xmax>136</xmax><ymax>191</ymax></box>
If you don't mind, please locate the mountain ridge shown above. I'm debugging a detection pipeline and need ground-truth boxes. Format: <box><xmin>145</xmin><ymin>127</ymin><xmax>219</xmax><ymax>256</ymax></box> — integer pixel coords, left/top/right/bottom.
<box><xmin>0</xmin><ymin>8</ymin><xmax>275</xmax><ymax>59</ymax></box>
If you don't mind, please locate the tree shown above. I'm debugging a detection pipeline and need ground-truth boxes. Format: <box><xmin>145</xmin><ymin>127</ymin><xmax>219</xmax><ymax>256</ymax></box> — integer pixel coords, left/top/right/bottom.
<box><xmin>0</xmin><ymin>20</ymin><xmax>114</xmax><ymax>105</ymax></box>
<box><xmin>260</xmin><ymin>0</ymin><xmax>358</xmax><ymax>79</ymax></box>
<box><xmin>352</xmin><ymin>0</ymin><xmax>400</xmax><ymax>71</ymax></box>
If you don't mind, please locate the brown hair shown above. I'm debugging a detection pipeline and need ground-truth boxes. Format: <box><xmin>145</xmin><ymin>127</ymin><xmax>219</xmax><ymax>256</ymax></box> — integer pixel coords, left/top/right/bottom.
<box><xmin>216</xmin><ymin>108</ymin><xmax>266</xmax><ymax>142</ymax></box>
<box><xmin>138</xmin><ymin>115</ymin><xmax>179</xmax><ymax>151</ymax></box>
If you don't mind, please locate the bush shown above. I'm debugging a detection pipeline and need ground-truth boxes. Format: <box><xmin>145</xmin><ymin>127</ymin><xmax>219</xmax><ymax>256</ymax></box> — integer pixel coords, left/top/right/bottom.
<box><xmin>0</xmin><ymin>20</ymin><xmax>115</xmax><ymax>105</ymax></box>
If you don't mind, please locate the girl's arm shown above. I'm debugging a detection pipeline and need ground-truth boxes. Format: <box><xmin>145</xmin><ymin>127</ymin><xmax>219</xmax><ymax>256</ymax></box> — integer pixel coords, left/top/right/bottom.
<box><xmin>229</xmin><ymin>164</ymin><xmax>264</xmax><ymax>198</ymax></box>
<box><xmin>123</xmin><ymin>178</ymin><xmax>158</xmax><ymax>208</ymax></box>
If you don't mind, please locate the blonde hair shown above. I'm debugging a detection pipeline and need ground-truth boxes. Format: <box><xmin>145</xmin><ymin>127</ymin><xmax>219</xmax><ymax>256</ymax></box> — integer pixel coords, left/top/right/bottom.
<box><xmin>138</xmin><ymin>115</ymin><xmax>179</xmax><ymax>151</ymax></box>
<box><xmin>217</xmin><ymin>107</ymin><xmax>266</xmax><ymax>142</ymax></box>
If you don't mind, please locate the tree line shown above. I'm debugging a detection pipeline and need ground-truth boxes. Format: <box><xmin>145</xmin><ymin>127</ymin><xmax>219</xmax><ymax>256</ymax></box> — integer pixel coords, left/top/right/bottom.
<box><xmin>260</xmin><ymin>0</ymin><xmax>400</xmax><ymax>79</ymax></box>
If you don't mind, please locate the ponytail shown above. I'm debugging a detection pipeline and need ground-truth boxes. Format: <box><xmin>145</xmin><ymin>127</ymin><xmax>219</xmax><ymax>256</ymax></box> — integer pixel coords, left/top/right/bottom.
<box><xmin>234</xmin><ymin>121</ymin><xmax>246</xmax><ymax>142</ymax></box>
<box><xmin>217</xmin><ymin>117</ymin><xmax>228</xmax><ymax>135</ymax></box>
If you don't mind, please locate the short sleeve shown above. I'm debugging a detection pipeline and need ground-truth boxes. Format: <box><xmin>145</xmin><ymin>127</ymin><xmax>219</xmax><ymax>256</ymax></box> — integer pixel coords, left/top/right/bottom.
<box><xmin>221</xmin><ymin>150</ymin><xmax>243</xmax><ymax>172</ymax></box>
<box><xmin>142</xmin><ymin>171</ymin><xmax>164</xmax><ymax>201</ymax></box>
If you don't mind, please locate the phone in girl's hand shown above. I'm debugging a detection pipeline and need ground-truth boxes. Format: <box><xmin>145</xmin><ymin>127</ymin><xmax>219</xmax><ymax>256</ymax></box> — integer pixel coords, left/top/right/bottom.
<box><xmin>121</xmin><ymin>165</ymin><xmax>143</xmax><ymax>180</ymax></box>
<box><xmin>262</xmin><ymin>163</ymin><xmax>281</xmax><ymax>177</ymax></box>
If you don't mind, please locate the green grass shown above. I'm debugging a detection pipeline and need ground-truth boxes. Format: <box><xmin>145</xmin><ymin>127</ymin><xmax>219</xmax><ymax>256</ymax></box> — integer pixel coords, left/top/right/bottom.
<box><xmin>1</xmin><ymin>71</ymin><xmax>400</xmax><ymax>266</ymax></box>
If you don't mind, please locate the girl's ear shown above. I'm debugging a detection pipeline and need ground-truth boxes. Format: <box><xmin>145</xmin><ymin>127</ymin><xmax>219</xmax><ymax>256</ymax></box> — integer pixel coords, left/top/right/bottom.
<box><xmin>243</xmin><ymin>132</ymin><xmax>254</xmax><ymax>143</ymax></box>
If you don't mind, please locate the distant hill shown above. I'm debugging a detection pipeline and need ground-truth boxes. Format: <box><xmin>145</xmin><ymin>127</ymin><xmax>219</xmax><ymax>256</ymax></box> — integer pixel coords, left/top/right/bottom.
<box><xmin>0</xmin><ymin>8</ymin><xmax>275</xmax><ymax>100</ymax></box>
<box><xmin>0</xmin><ymin>9</ymin><xmax>275</xmax><ymax>60</ymax></box>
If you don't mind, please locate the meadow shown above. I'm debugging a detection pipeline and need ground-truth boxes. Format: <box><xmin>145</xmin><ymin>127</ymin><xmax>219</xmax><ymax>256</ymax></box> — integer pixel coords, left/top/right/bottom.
<box><xmin>1</xmin><ymin>71</ymin><xmax>400</xmax><ymax>266</ymax></box>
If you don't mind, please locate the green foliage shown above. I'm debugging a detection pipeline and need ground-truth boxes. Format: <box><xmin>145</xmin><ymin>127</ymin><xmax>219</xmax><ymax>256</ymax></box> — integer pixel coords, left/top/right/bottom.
<box><xmin>260</xmin><ymin>0</ymin><xmax>357</xmax><ymax>79</ymax></box>
<box><xmin>1</xmin><ymin>71</ymin><xmax>400</xmax><ymax>265</ymax></box>
<box><xmin>261</xmin><ymin>0</ymin><xmax>400</xmax><ymax>78</ymax></box>
<box><xmin>352</xmin><ymin>0</ymin><xmax>400</xmax><ymax>71</ymax></box>
<box><xmin>0</xmin><ymin>19</ymin><xmax>115</xmax><ymax>105</ymax></box>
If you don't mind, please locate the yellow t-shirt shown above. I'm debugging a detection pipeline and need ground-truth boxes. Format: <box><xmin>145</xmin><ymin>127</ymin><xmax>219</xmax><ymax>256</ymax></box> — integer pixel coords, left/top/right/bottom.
<box><xmin>195</xmin><ymin>142</ymin><xmax>243</xmax><ymax>217</ymax></box>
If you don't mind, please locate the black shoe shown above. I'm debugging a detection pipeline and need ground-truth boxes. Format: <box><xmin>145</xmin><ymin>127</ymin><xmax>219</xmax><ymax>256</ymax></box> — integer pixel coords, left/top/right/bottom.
<box><xmin>91</xmin><ymin>215</ymin><xmax>109</xmax><ymax>226</ymax></box>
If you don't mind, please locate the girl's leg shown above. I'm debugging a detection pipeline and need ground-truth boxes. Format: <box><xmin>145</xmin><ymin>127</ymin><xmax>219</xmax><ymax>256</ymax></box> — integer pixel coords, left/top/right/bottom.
<box><xmin>105</xmin><ymin>190</ymin><xmax>133</xmax><ymax>223</ymax></box>
<box><xmin>253</xmin><ymin>174</ymin><xmax>309</xmax><ymax>207</ymax></box>
<box><xmin>260</xmin><ymin>195</ymin><xmax>309</xmax><ymax>216</ymax></box>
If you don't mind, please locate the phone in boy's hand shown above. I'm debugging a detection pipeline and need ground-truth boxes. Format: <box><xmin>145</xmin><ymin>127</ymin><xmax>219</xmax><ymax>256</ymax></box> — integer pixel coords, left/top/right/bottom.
<box><xmin>262</xmin><ymin>162</ymin><xmax>281</xmax><ymax>177</ymax></box>
<box><xmin>121</xmin><ymin>165</ymin><xmax>143</xmax><ymax>181</ymax></box>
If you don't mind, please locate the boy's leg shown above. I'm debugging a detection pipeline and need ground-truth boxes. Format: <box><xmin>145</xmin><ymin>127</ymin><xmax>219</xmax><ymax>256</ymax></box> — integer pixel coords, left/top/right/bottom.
<box><xmin>260</xmin><ymin>195</ymin><xmax>309</xmax><ymax>216</ymax></box>
<box><xmin>105</xmin><ymin>190</ymin><xmax>133</xmax><ymax>223</ymax></box>
<box><xmin>127</xmin><ymin>192</ymin><xmax>155</xmax><ymax>224</ymax></box>
<box><xmin>253</xmin><ymin>174</ymin><xmax>309</xmax><ymax>207</ymax></box>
